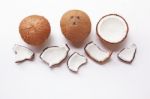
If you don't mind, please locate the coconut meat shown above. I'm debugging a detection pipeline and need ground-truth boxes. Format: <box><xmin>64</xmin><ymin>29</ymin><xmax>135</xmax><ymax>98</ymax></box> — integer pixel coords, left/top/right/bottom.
<box><xmin>85</xmin><ymin>42</ymin><xmax>112</xmax><ymax>62</ymax></box>
<box><xmin>118</xmin><ymin>44</ymin><xmax>136</xmax><ymax>63</ymax></box>
<box><xmin>13</xmin><ymin>44</ymin><xmax>34</xmax><ymax>63</ymax></box>
<box><xmin>68</xmin><ymin>53</ymin><xmax>87</xmax><ymax>72</ymax></box>
<box><xmin>97</xmin><ymin>14</ymin><xmax>128</xmax><ymax>43</ymax></box>
<box><xmin>40</xmin><ymin>44</ymin><xmax>69</xmax><ymax>67</ymax></box>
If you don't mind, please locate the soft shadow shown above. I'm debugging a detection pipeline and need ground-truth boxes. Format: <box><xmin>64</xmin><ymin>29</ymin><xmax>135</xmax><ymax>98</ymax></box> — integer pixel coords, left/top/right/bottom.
<box><xmin>97</xmin><ymin>36</ymin><xmax>128</xmax><ymax>52</ymax></box>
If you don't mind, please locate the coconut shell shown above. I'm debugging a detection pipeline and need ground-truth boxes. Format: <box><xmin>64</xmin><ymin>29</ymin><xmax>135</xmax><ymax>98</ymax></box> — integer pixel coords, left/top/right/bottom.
<box><xmin>96</xmin><ymin>14</ymin><xmax>129</xmax><ymax>44</ymax></box>
<box><xmin>19</xmin><ymin>15</ymin><xmax>51</xmax><ymax>46</ymax></box>
<box><xmin>60</xmin><ymin>10</ymin><xmax>91</xmax><ymax>44</ymax></box>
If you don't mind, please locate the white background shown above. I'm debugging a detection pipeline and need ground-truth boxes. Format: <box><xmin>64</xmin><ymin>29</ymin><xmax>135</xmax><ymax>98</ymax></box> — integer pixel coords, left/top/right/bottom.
<box><xmin>0</xmin><ymin>0</ymin><xmax>150</xmax><ymax>99</ymax></box>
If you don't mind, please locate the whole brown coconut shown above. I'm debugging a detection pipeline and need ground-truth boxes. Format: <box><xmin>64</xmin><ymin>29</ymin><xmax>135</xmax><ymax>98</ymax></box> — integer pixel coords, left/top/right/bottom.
<box><xmin>60</xmin><ymin>10</ymin><xmax>91</xmax><ymax>45</ymax></box>
<box><xmin>19</xmin><ymin>15</ymin><xmax>51</xmax><ymax>46</ymax></box>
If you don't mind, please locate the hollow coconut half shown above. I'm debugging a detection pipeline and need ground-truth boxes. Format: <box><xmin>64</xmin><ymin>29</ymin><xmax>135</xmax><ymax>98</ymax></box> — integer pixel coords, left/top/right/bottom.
<box><xmin>118</xmin><ymin>44</ymin><xmax>137</xmax><ymax>63</ymax></box>
<box><xmin>67</xmin><ymin>52</ymin><xmax>87</xmax><ymax>73</ymax></box>
<box><xmin>13</xmin><ymin>44</ymin><xmax>34</xmax><ymax>63</ymax></box>
<box><xmin>40</xmin><ymin>44</ymin><xmax>70</xmax><ymax>67</ymax></box>
<box><xmin>97</xmin><ymin>14</ymin><xmax>129</xmax><ymax>44</ymax></box>
<box><xmin>84</xmin><ymin>42</ymin><xmax>112</xmax><ymax>63</ymax></box>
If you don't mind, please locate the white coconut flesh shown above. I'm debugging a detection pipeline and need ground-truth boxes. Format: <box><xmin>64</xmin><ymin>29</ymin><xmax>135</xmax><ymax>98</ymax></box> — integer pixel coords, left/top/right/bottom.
<box><xmin>13</xmin><ymin>44</ymin><xmax>34</xmax><ymax>63</ymax></box>
<box><xmin>97</xmin><ymin>15</ymin><xmax>128</xmax><ymax>43</ymax></box>
<box><xmin>68</xmin><ymin>53</ymin><xmax>87</xmax><ymax>72</ymax></box>
<box><xmin>118</xmin><ymin>44</ymin><xmax>136</xmax><ymax>63</ymax></box>
<box><xmin>85</xmin><ymin>42</ymin><xmax>112</xmax><ymax>62</ymax></box>
<box><xmin>40</xmin><ymin>45</ymin><xmax>69</xmax><ymax>67</ymax></box>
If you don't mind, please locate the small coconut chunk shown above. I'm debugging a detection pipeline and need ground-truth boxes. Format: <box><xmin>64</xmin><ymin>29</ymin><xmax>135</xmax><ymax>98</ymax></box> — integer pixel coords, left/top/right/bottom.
<box><xmin>40</xmin><ymin>44</ymin><xmax>69</xmax><ymax>67</ymax></box>
<box><xmin>118</xmin><ymin>44</ymin><xmax>137</xmax><ymax>63</ymax></box>
<box><xmin>97</xmin><ymin>14</ymin><xmax>128</xmax><ymax>44</ymax></box>
<box><xmin>85</xmin><ymin>42</ymin><xmax>112</xmax><ymax>63</ymax></box>
<box><xmin>13</xmin><ymin>44</ymin><xmax>34</xmax><ymax>63</ymax></box>
<box><xmin>67</xmin><ymin>52</ymin><xmax>87</xmax><ymax>72</ymax></box>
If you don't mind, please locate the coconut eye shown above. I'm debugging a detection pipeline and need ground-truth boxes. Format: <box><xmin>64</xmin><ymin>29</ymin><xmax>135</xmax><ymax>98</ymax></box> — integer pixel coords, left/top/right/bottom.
<box><xmin>76</xmin><ymin>16</ymin><xmax>80</xmax><ymax>19</ymax></box>
<box><xmin>70</xmin><ymin>16</ymin><xmax>74</xmax><ymax>19</ymax></box>
<box><xmin>73</xmin><ymin>22</ymin><xmax>76</xmax><ymax>25</ymax></box>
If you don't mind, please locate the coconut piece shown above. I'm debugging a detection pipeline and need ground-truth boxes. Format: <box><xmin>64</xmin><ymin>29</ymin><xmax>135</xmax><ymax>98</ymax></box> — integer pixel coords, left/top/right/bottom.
<box><xmin>118</xmin><ymin>44</ymin><xmax>137</xmax><ymax>63</ymax></box>
<box><xmin>40</xmin><ymin>44</ymin><xmax>70</xmax><ymax>67</ymax></box>
<box><xmin>19</xmin><ymin>15</ymin><xmax>51</xmax><ymax>46</ymax></box>
<box><xmin>60</xmin><ymin>10</ymin><xmax>91</xmax><ymax>45</ymax></box>
<box><xmin>97</xmin><ymin>14</ymin><xmax>129</xmax><ymax>44</ymax></box>
<box><xmin>67</xmin><ymin>52</ymin><xmax>87</xmax><ymax>72</ymax></box>
<box><xmin>84</xmin><ymin>42</ymin><xmax>112</xmax><ymax>63</ymax></box>
<box><xmin>13</xmin><ymin>44</ymin><xmax>34</xmax><ymax>63</ymax></box>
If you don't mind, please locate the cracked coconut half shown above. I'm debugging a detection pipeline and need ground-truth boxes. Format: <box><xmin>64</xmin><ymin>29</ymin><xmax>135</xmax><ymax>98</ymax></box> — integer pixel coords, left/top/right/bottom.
<box><xmin>67</xmin><ymin>52</ymin><xmax>87</xmax><ymax>72</ymax></box>
<box><xmin>40</xmin><ymin>44</ymin><xmax>70</xmax><ymax>67</ymax></box>
<box><xmin>13</xmin><ymin>44</ymin><xmax>34</xmax><ymax>63</ymax></box>
<box><xmin>118</xmin><ymin>44</ymin><xmax>137</xmax><ymax>63</ymax></box>
<box><xmin>97</xmin><ymin>14</ymin><xmax>129</xmax><ymax>44</ymax></box>
<box><xmin>84</xmin><ymin>42</ymin><xmax>112</xmax><ymax>63</ymax></box>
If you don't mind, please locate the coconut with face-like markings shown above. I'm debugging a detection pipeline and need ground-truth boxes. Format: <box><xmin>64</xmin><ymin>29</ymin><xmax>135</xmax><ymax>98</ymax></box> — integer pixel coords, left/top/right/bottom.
<box><xmin>60</xmin><ymin>10</ymin><xmax>91</xmax><ymax>45</ymax></box>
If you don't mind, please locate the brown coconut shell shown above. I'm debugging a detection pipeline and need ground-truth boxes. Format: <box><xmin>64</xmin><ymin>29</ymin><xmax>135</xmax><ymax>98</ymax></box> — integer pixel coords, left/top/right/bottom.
<box><xmin>19</xmin><ymin>15</ymin><xmax>51</xmax><ymax>46</ymax></box>
<box><xmin>60</xmin><ymin>10</ymin><xmax>91</xmax><ymax>45</ymax></box>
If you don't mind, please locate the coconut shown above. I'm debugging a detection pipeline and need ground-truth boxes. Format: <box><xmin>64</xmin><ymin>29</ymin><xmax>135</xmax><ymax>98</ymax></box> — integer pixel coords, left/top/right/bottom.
<box><xmin>84</xmin><ymin>42</ymin><xmax>112</xmax><ymax>63</ymax></box>
<box><xmin>40</xmin><ymin>44</ymin><xmax>70</xmax><ymax>67</ymax></box>
<box><xmin>67</xmin><ymin>52</ymin><xmax>87</xmax><ymax>73</ymax></box>
<box><xmin>97</xmin><ymin>14</ymin><xmax>128</xmax><ymax>44</ymax></box>
<box><xmin>19</xmin><ymin>15</ymin><xmax>51</xmax><ymax>46</ymax></box>
<box><xmin>13</xmin><ymin>44</ymin><xmax>34</xmax><ymax>63</ymax></box>
<box><xmin>60</xmin><ymin>10</ymin><xmax>91</xmax><ymax>45</ymax></box>
<box><xmin>118</xmin><ymin>44</ymin><xmax>137</xmax><ymax>63</ymax></box>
